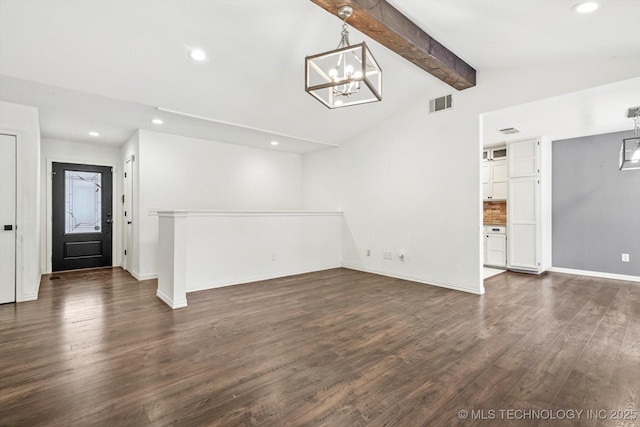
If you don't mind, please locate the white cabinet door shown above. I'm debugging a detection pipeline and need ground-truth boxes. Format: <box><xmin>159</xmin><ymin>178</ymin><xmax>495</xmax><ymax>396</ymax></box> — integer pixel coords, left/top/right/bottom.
<box><xmin>490</xmin><ymin>160</ymin><xmax>508</xmax><ymax>200</ymax></box>
<box><xmin>509</xmin><ymin>177</ymin><xmax>538</xmax><ymax>270</ymax></box>
<box><xmin>486</xmin><ymin>234</ymin><xmax>507</xmax><ymax>267</ymax></box>
<box><xmin>492</xmin><ymin>181</ymin><xmax>508</xmax><ymax>200</ymax></box>
<box><xmin>0</xmin><ymin>134</ymin><xmax>16</xmax><ymax>304</ymax></box>
<box><xmin>509</xmin><ymin>139</ymin><xmax>538</xmax><ymax>178</ymax></box>
<box><xmin>482</xmin><ymin>163</ymin><xmax>491</xmax><ymax>200</ymax></box>
<box><xmin>484</xmin><ymin>160</ymin><xmax>508</xmax><ymax>200</ymax></box>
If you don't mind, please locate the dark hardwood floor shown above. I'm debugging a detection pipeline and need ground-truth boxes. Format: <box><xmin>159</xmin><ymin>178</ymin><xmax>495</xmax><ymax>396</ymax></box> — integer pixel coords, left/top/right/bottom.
<box><xmin>0</xmin><ymin>268</ymin><xmax>638</xmax><ymax>426</ymax></box>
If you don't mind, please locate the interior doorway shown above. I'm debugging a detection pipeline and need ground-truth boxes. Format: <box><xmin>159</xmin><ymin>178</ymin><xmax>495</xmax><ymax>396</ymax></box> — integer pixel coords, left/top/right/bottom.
<box><xmin>0</xmin><ymin>134</ymin><xmax>16</xmax><ymax>303</ymax></box>
<box><xmin>52</xmin><ymin>162</ymin><xmax>113</xmax><ymax>272</ymax></box>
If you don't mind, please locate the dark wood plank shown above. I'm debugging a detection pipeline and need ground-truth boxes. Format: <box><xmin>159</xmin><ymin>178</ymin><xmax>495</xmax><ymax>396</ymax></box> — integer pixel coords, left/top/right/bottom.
<box><xmin>0</xmin><ymin>268</ymin><xmax>639</xmax><ymax>426</ymax></box>
<box><xmin>310</xmin><ymin>0</ymin><xmax>477</xmax><ymax>90</ymax></box>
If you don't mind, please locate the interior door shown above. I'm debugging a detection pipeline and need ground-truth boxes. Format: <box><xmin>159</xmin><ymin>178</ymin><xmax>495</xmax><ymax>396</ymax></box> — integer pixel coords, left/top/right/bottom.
<box><xmin>0</xmin><ymin>134</ymin><xmax>17</xmax><ymax>303</ymax></box>
<box><xmin>123</xmin><ymin>157</ymin><xmax>133</xmax><ymax>271</ymax></box>
<box><xmin>52</xmin><ymin>162</ymin><xmax>113</xmax><ymax>271</ymax></box>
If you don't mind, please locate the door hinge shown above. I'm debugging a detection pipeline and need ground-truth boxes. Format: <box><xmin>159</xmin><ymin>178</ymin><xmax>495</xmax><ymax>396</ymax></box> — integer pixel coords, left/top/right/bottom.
<box><xmin>124</xmin><ymin>172</ymin><xmax>127</xmax><ymax>178</ymax></box>
<box><xmin>124</xmin><ymin>250</ymin><xmax>127</xmax><ymax>255</ymax></box>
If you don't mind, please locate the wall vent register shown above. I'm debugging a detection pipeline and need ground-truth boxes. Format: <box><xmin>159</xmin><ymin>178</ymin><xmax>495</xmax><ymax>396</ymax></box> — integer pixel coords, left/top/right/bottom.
<box><xmin>429</xmin><ymin>94</ymin><xmax>452</xmax><ymax>113</ymax></box>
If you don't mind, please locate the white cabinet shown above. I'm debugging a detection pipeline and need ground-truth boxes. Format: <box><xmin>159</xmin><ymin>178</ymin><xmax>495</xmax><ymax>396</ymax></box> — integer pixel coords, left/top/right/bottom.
<box><xmin>484</xmin><ymin>226</ymin><xmax>507</xmax><ymax>267</ymax></box>
<box><xmin>507</xmin><ymin>138</ymin><xmax>551</xmax><ymax>274</ymax></box>
<box><xmin>483</xmin><ymin>159</ymin><xmax>508</xmax><ymax>200</ymax></box>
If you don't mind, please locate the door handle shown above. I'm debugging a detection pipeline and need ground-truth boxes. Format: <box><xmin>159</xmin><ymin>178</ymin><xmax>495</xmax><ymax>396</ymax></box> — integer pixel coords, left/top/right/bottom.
<box><xmin>3</xmin><ymin>225</ymin><xmax>12</xmax><ymax>231</ymax></box>
<box><xmin>127</xmin><ymin>221</ymin><xmax>132</xmax><ymax>225</ymax></box>
<box><xmin>106</xmin><ymin>219</ymin><xmax>113</xmax><ymax>225</ymax></box>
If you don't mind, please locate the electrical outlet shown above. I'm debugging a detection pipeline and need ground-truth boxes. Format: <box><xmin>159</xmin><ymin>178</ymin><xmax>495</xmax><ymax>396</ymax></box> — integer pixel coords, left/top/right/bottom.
<box><xmin>366</xmin><ymin>249</ymin><xmax>371</xmax><ymax>257</ymax></box>
<box><xmin>622</xmin><ymin>253</ymin><xmax>630</xmax><ymax>262</ymax></box>
<box><xmin>148</xmin><ymin>208</ymin><xmax>158</xmax><ymax>215</ymax></box>
<box><xmin>383</xmin><ymin>251</ymin><xmax>393</xmax><ymax>260</ymax></box>
<box><xmin>271</xmin><ymin>252</ymin><xmax>277</xmax><ymax>261</ymax></box>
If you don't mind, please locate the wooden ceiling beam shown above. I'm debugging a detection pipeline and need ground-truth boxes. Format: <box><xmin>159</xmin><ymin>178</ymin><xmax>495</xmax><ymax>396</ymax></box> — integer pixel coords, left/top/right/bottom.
<box><xmin>310</xmin><ymin>0</ymin><xmax>476</xmax><ymax>90</ymax></box>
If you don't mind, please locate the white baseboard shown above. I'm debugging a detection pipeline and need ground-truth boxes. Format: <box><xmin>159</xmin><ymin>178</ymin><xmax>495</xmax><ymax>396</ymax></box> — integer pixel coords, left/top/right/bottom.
<box><xmin>186</xmin><ymin>264</ymin><xmax>342</xmax><ymax>293</ymax></box>
<box><xmin>342</xmin><ymin>264</ymin><xmax>485</xmax><ymax>295</ymax></box>
<box><xmin>549</xmin><ymin>267</ymin><xmax>640</xmax><ymax>283</ymax></box>
<box><xmin>129</xmin><ymin>270</ymin><xmax>158</xmax><ymax>281</ymax></box>
<box><xmin>156</xmin><ymin>289</ymin><xmax>187</xmax><ymax>309</ymax></box>
<box><xmin>20</xmin><ymin>294</ymin><xmax>38</xmax><ymax>302</ymax></box>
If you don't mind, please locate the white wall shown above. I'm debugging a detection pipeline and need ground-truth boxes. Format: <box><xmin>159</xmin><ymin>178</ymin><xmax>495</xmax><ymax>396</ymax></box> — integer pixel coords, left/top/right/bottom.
<box><xmin>303</xmin><ymin>57</ymin><xmax>640</xmax><ymax>294</ymax></box>
<box><xmin>184</xmin><ymin>212</ymin><xmax>342</xmax><ymax>292</ymax></box>
<box><xmin>0</xmin><ymin>101</ymin><xmax>41</xmax><ymax>301</ymax></box>
<box><xmin>156</xmin><ymin>211</ymin><xmax>342</xmax><ymax>309</ymax></box>
<box><xmin>40</xmin><ymin>138</ymin><xmax>122</xmax><ymax>273</ymax></box>
<box><xmin>135</xmin><ymin>130</ymin><xmax>303</xmax><ymax>279</ymax></box>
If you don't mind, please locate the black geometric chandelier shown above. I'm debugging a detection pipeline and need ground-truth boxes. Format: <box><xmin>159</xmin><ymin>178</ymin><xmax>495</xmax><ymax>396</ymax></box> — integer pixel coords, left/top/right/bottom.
<box><xmin>620</xmin><ymin>107</ymin><xmax>640</xmax><ymax>171</ymax></box>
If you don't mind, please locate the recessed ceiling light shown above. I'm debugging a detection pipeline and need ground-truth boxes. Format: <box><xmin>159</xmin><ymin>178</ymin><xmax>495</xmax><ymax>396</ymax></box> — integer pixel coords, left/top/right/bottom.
<box><xmin>151</xmin><ymin>118</ymin><xmax>164</xmax><ymax>125</ymax></box>
<box><xmin>270</xmin><ymin>141</ymin><xmax>279</xmax><ymax>146</ymax></box>
<box><xmin>188</xmin><ymin>49</ymin><xmax>207</xmax><ymax>62</ymax></box>
<box><xmin>573</xmin><ymin>1</ymin><xmax>600</xmax><ymax>13</ymax></box>
<box><xmin>88</xmin><ymin>131</ymin><xmax>100</xmax><ymax>137</ymax></box>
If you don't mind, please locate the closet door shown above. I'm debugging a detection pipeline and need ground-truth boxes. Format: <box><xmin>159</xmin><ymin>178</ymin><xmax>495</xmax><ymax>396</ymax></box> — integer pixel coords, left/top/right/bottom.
<box><xmin>0</xmin><ymin>134</ymin><xmax>17</xmax><ymax>304</ymax></box>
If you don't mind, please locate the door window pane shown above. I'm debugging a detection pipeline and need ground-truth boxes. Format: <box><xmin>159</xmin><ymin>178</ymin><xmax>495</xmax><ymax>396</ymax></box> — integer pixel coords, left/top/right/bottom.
<box><xmin>65</xmin><ymin>171</ymin><xmax>102</xmax><ymax>234</ymax></box>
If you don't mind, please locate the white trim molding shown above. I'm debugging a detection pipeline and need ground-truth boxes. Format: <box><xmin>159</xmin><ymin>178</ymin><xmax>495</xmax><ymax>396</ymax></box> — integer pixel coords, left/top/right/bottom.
<box><xmin>156</xmin><ymin>289</ymin><xmax>187</xmax><ymax>309</ymax></box>
<box><xmin>156</xmin><ymin>210</ymin><xmax>343</xmax><ymax>218</ymax></box>
<box><xmin>130</xmin><ymin>271</ymin><xmax>158</xmax><ymax>281</ymax></box>
<box><xmin>549</xmin><ymin>267</ymin><xmax>640</xmax><ymax>283</ymax></box>
<box><xmin>342</xmin><ymin>265</ymin><xmax>486</xmax><ymax>295</ymax></box>
<box><xmin>187</xmin><ymin>266</ymin><xmax>342</xmax><ymax>293</ymax></box>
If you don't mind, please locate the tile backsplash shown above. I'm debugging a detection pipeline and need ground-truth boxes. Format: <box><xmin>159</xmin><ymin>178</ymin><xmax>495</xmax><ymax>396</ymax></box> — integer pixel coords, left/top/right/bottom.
<box><xmin>484</xmin><ymin>200</ymin><xmax>507</xmax><ymax>224</ymax></box>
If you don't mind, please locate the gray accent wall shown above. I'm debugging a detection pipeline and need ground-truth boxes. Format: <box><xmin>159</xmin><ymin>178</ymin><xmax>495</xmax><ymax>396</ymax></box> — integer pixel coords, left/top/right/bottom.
<box><xmin>553</xmin><ymin>130</ymin><xmax>640</xmax><ymax>276</ymax></box>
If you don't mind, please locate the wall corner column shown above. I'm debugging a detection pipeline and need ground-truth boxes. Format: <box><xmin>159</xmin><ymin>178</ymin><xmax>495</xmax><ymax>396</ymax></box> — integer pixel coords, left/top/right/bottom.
<box><xmin>156</xmin><ymin>211</ymin><xmax>188</xmax><ymax>309</ymax></box>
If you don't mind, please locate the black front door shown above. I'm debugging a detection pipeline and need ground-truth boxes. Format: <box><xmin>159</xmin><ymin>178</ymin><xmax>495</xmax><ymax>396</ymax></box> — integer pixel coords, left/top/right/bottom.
<box><xmin>52</xmin><ymin>162</ymin><xmax>113</xmax><ymax>272</ymax></box>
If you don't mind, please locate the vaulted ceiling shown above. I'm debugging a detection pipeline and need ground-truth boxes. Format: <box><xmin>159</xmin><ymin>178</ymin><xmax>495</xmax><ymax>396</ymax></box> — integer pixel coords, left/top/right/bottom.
<box><xmin>1</xmin><ymin>0</ymin><xmax>639</xmax><ymax>151</ymax></box>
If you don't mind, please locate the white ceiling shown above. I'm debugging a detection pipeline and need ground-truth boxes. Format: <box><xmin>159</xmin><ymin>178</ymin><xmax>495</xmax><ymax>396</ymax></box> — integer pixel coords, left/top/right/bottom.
<box><xmin>1</xmin><ymin>0</ymin><xmax>639</xmax><ymax>152</ymax></box>
<box><xmin>483</xmin><ymin>76</ymin><xmax>640</xmax><ymax>146</ymax></box>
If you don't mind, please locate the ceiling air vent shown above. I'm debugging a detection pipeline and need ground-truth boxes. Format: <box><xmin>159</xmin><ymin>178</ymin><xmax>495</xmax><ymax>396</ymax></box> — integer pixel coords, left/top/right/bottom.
<box><xmin>429</xmin><ymin>94</ymin><xmax>452</xmax><ymax>113</ymax></box>
<box><xmin>498</xmin><ymin>127</ymin><xmax>521</xmax><ymax>135</ymax></box>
